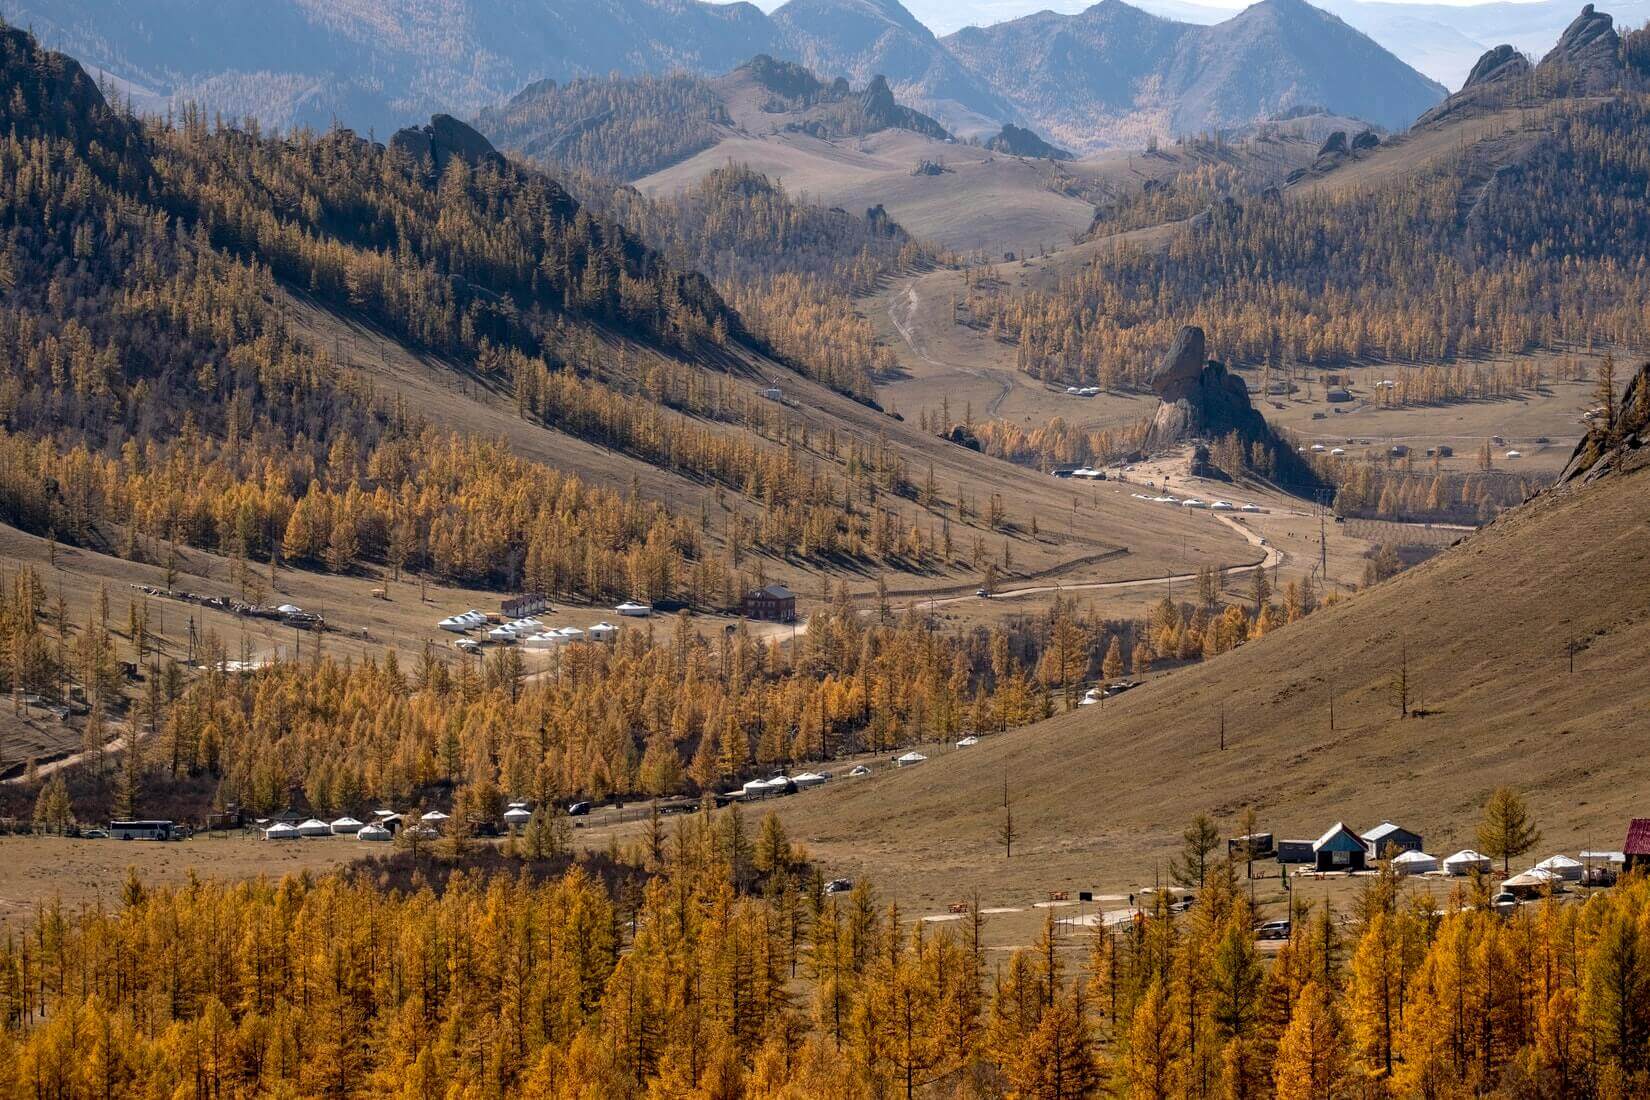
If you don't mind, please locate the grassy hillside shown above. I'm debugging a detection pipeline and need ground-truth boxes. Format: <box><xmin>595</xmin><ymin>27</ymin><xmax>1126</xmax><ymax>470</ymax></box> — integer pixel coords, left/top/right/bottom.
<box><xmin>778</xmin><ymin>445</ymin><xmax>1650</xmax><ymax>904</ymax></box>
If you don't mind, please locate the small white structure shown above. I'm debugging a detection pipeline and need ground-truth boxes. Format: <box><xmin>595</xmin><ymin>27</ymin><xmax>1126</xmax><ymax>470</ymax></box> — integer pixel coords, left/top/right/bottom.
<box><xmin>741</xmin><ymin>776</ymin><xmax>790</xmax><ymax>798</ymax></box>
<box><xmin>503</xmin><ymin>806</ymin><xmax>532</xmax><ymax>827</ymax></box>
<box><xmin>759</xmin><ymin>386</ymin><xmax>783</xmax><ymax>401</ymax></box>
<box><xmin>1330</xmin><ymin>447</ymin><xmax>1346</xmax><ymax>456</ymax></box>
<box><xmin>420</xmin><ymin>810</ymin><xmax>450</xmax><ymax>825</ymax></box>
<box><xmin>1240</xmin><ymin>502</ymin><xmax>1261</xmax><ymax>512</ymax></box>
<box><xmin>521</xmin><ymin>631</ymin><xmax>561</xmax><ymax>649</ymax></box>
<box><xmin>1534</xmin><ymin>854</ymin><xmax>1584</xmax><ymax>882</ymax></box>
<box><xmin>616</xmin><ymin>601</ymin><xmax>652</xmax><ymax>618</ymax></box>
<box><xmin>329</xmin><ymin>816</ymin><xmax>364</xmax><ymax>835</ymax></box>
<box><xmin>1210</xmin><ymin>500</ymin><xmax>1234</xmax><ymax>510</ymax></box>
<box><xmin>790</xmin><ymin>772</ymin><xmax>828</xmax><ymax>789</ymax></box>
<box><xmin>956</xmin><ymin>735</ymin><xmax>979</xmax><ymax>747</ymax></box>
<box><xmin>1391</xmin><ymin>850</ymin><xmax>1438</xmax><ymax>875</ymax></box>
<box><xmin>358</xmin><ymin>823</ymin><xmax>393</xmax><ymax>842</ymax></box>
<box><xmin>438</xmin><ymin>609</ymin><xmax>488</xmax><ymax>633</ymax></box>
<box><xmin>1182</xmin><ymin>498</ymin><xmax>1208</xmax><ymax>509</ymax></box>
<box><xmin>1442</xmin><ymin>849</ymin><xmax>1493</xmax><ymax>876</ymax></box>
<box><xmin>373</xmin><ymin>808</ymin><xmax>398</xmax><ymax>819</ymax></box>
<box><xmin>557</xmin><ymin>627</ymin><xmax>586</xmax><ymax>643</ymax></box>
<box><xmin>296</xmin><ymin>818</ymin><xmax>332</xmax><ymax>837</ymax></box>
<box><xmin>1310</xmin><ymin>443</ymin><xmax>1327</xmax><ymax>453</ymax></box>
<box><xmin>1502</xmin><ymin>867</ymin><xmax>1561</xmax><ymax>895</ymax></box>
<box><xmin>1079</xmin><ymin>386</ymin><xmax>1101</xmax><ymax>397</ymax></box>
<box><xmin>587</xmin><ymin>621</ymin><xmax>619</xmax><ymax>642</ymax></box>
<box><xmin>276</xmin><ymin>603</ymin><xmax>304</xmax><ymax>616</ymax></box>
<box><xmin>263</xmin><ymin>822</ymin><xmax>300</xmax><ymax>841</ymax></box>
<box><xmin>1505</xmin><ymin>450</ymin><xmax>1523</xmax><ymax>459</ymax></box>
<box><xmin>1079</xmin><ymin>688</ymin><xmax>1101</xmax><ymax>706</ymax></box>
<box><xmin>895</xmin><ymin>751</ymin><xmax>927</xmax><ymax>767</ymax></box>
<box><xmin>847</xmin><ymin>764</ymin><xmax>872</xmax><ymax>777</ymax></box>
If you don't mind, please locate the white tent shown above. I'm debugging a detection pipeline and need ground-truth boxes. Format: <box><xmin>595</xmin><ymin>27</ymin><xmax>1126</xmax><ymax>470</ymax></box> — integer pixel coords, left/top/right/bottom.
<box><xmin>789</xmin><ymin>772</ymin><xmax>828</xmax><ymax>789</ymax></box>
<box><xmin>847</xmin><ymin>764</ymin><xmax>871</xmax><ymax>776</ymax></box>
<box><xmin>616</xmin><ymin>601</ymin><xmax>652</xmax><ymax>617</ymax></box>
<box><xmin>439</xmin><ymin>609</ymin><xmax>488</xmax><ymax>632</ymax></box>
<box><xmin>1534</xmin><ymin>854</ymin><xmax>1584</xmax><ymax>881</ymax></box>
<box><xmin>587</xmin><ymin>622</ymin><xmax>618</xmax><ymax>642</ymax></box>
<box><xmin>895</xmin><ymin>751</ymin><xmax>927</xmax><ymax>767</ymax></box>
<box><xmin>329</xmin><ymin>816</ymin><xmax>364</xmax><ymax>835</ymax></box>
<box><xmin>357</xmin><ymin>823</ymin><xmax>392</xmax><ymax>842</ymax></box>
<box><xmin>956</xmin><ymin>736</ymin><xmax>979</xmax><ymax>747</ymax></box>
<box><xmin>1442</xmin><ymin>849</ymin><xmax>1492</xmax><ymax>876</ymax></box>
<box><xmin>276</xmin><ymin>603</ymin><xmax>304</xmax><ymax>615</ymax></box>
<box><xmin>487</xmin><ymin>624</ymin><xmax>519</xmax><ymax>641</ymax></box>
<box><xmin>373</xmin><ymin>808</ymin><xmax>397</xmax><ymax>818</ymax></box>
<box><xmin>297</xmin><ymin>818</ymin><xmax>332</xmax><ymax>837</ymax></box>
<box><xmin>503</xmin><ymin>807</ymin><xmax>532</xmax><ymax>826</ymax></box>
<box><xmin>521</xmin><ymin>631</ymin><xmax>560</xmax><ymax>649</ymax></box>
<box><xmin>1391</xmin><ymin>850</ymin><xmax>1438</xmax><ymax>875</ymax></box>
<box><xmin>263</xmin><ymin>822</ymin><xmax>300</xmax><ymax>841</ymax></box>
<box><xmin>1502</xmin><ymin>867</ymin><xmax>1561</xmax><ymax>895</ymax></box>
<box><xmin>420</xmin><ymin>810</ymin><xmax>450</xmax><ymax>823</ymax></box>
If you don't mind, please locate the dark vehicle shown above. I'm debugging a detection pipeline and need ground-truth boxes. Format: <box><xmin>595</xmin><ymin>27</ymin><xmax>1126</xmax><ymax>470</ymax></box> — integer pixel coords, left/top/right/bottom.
<box><xmin>825</xmin><ymin>878</ymin><xmax>853</xmax><ymax>894</ymax></box>
<box><xmin>976</xmin><ymin>588</ymin><xmax>991</xmax><ymax>599</ymax></box>
<box><xmin>1102</xmin><ymin>680</ymin><xmax>1140</xmax><ymax>698</ymax></box>
<box><xmin>566</xmin><ymin>801</ymin><xmax>593</xmax><ymax>816</ymax></box>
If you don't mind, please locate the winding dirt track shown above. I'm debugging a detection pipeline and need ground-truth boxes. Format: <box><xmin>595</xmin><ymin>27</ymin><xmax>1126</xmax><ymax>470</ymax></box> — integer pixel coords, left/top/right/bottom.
<box><xmin>888</xmin><ymin>513</ymin><xmax>1279</xmax><ymax>613</ymax></box>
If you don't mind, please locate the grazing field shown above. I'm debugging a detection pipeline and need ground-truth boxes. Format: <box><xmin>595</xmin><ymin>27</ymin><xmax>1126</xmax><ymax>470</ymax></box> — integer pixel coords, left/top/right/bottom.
<box><xmin>772</xmin><ymin>455</ymin><xmax>1650</xmax><ymax>914</ymax></box>
<box><xmin>0</xmin><ymin>834</ymin><xmax>367</xmax><ymax>928</ymax></box>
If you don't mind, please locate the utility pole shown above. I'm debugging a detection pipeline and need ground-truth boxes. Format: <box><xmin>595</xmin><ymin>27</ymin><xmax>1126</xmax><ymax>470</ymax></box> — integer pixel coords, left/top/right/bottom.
<box><xmin>1219</xmin><ymin>707</ymin><xmax>1226</xmax><ymax>751</ymax></box>
<box><xmin>1328</xmin><ymin>679</ymin><xmax>1335</xmax><ymax>731</ymax></box>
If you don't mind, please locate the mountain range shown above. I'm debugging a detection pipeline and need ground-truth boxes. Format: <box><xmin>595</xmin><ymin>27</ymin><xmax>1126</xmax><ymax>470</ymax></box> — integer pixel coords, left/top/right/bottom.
<box><xmin>4</xmin><ymin>0</ymin><xmax>1444</xmax><ymax>151</ymax></box>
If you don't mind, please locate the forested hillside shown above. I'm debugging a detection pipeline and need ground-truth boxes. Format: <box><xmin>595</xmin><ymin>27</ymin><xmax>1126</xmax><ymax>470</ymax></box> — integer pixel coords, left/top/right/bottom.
<box><xmin>478</xmin><ymin>73</ymin><xmax>731</xmax><ymax>180</ymax></box>
<box><xmin>576</xmin><ymin>165</ymin><xmax>937</xmax><ymax>399</ymax></box>
<box><xmin>963</xmin><ymin>88</ymin><xmax>1650</xmax><ymax>390</ymax></box>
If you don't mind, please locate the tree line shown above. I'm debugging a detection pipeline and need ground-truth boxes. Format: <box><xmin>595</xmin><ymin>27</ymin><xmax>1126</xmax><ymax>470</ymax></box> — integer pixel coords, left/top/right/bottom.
<box><xmin>1</xmin><ymin>802</ymin><xmax>1647</xmax><ymax>1096</ymax></box>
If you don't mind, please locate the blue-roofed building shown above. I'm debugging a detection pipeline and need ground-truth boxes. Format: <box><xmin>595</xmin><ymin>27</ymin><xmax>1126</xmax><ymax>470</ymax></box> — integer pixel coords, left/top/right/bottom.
<box><xmin>1361</xmin><ymin>821</ymin><xmax>1423</xmax><ymax>860</ymax></box>
<box><xmin>1312</xmin><ymin>822</ymin><xmax>1368</xmax><ymax>872</ymax></box>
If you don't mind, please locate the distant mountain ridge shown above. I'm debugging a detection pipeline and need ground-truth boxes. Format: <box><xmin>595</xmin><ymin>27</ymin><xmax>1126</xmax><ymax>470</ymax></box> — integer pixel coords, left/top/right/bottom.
<box><xmin>3</xmin><ymin>0</ymin><xmax>1445</xmax><ymax>149</ymax></box>
<box><xmin>944</xmin><ymin>0</ymin><xmax>1446</xmax><ymax>151</ymax></box>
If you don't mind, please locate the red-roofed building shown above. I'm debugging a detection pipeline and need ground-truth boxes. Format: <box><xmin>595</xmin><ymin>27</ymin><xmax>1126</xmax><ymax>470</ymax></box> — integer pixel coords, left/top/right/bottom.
<box><xmin>1625</xmin><ymin>819</ymin><xmax>1650</xmax><ymax>872</ymax></box>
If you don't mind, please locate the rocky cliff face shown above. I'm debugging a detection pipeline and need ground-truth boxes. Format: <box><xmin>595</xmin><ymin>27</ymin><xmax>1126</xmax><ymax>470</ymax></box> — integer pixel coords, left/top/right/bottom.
<box><xmin>390</xmin><ymin>114</ymin><xmax>507</xmax><ymax>174</ymax></box>
<box><xmin>1139</xmin><ymin>326</ymin><xmax>1322</xmax><ymax>491</ymax></box>
<box><xmin>1560</xmin><ymin>362</ymin><xmax>1650</xmax><ymax>484</ymax></box>
<box><xmin>1418</xmin><ymin>5</ymin><xmax>1621</xmax><ymax>129</ymax></box>
<box><xmin>1540</xmin><ymin>3</ymin><xmax>1622</xmax><ymax>93</ymax></box>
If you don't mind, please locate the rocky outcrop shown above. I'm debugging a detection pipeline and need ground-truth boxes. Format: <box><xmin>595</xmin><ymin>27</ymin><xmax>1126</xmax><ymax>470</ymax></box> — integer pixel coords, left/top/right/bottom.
<box><xmin>1464</xmin><ymin>44</ymin><xmax>1532</xmax><ymax>90</ymax></box>
<box><xmin>1139</xmin><ymin>326</ymin><xmax>1322</xmax><ymax>491</ymax></box>
<box><xmin>390</xmin><ymin>114</ymin><xmax>506</xmax><ymax>173</ymax></box>
<box><xmin>1317</xmin><ymin>130</ymin><xmax>1349</xmax><ymax>158</ymax></box>
<box><xmin>1350</xmin><ymin>129</ymin><xmax>1380</xmax><ymax>152</ymax></box>
<box><xmin>1415</xmin><ymin>42</ymin><xmax>1534</xmax><ymax>128</ymax></box>
<box><xmin>984</xmin><ymin>123</ymin><xmax>1072</xmax><ymax>160</ymax></box>
<box><xmin>858</xmin><ymin>75</ymin><xmax>951</xmax><ymax>140</ymax></box>
<box><xmin>1539</xmin><ymin>4</ymin><xmax>1621</xmax><ymax>93</ymax></box>
<box><xmin>1560</xmin><ymin>362</ymin><xmax>1650</xmax><ymax>484</ymax></box>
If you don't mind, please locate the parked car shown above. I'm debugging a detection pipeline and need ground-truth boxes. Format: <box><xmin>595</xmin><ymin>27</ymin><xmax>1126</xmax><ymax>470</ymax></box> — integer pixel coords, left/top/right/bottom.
<box><xmin>566</xmin><ymin>800</ymin><xmax>592</xmax><ymax>817</ymax></box>
<box><xmin>976</xmin><ymin>588</ymin><xmax>991</xmax><ymax>599</ymax></box>
<box><xmin>825</xmin><ymin>878</ymin><xmax>853</xmax><ymax>895</ymax></box>
<box><xmin>81</xmin><ymin>828</ymin><xmax>109</xmax><ymax>839</ymax></box>
<box><xmin>1491</xmin><ymin>892</ymin><xmax>1519</xmax><ymax>916</ymax></box>
<box><xmin>1256</xmin><ymin>919</ymin><xmax>1291</xmax><ymax>940</ymax></box>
